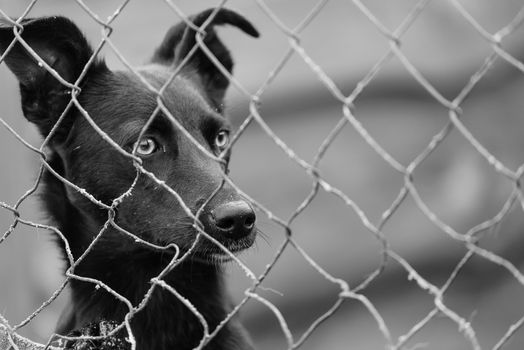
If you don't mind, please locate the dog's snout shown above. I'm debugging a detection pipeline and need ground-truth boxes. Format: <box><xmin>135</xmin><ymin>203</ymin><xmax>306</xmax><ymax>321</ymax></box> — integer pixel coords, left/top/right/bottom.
<box><xmin>210</xmin><ymin>201</ymin><xmax>255</xmax><ymax>239</ymax></box>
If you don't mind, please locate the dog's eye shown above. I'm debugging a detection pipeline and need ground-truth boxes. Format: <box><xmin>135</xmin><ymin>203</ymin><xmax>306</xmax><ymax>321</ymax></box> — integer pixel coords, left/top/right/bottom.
<box><xmin>215</xmin><ymin>130</ymin><xmax>229</xmax><ymax>151</ymax></box>
<box><xmin>135</xmin><ymin>137</ymin><xmax>159</xmax><ymax>156</ymax></box>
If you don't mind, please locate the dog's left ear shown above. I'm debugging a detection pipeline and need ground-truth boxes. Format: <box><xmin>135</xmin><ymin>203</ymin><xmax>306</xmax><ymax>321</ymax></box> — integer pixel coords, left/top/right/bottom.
<box><xmin>152</xmin><ymin>8</ymin><xmax>259</xmax><ymax>110</ymax></box>
<box><xmin>0</xmin><ymin>16</ymin><xmax>98</xmax><ymax>136</ymax></box>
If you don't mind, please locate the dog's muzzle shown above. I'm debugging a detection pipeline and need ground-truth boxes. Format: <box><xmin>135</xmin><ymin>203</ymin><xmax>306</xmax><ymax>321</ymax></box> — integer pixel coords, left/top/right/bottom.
<box><xmin>201</xmin><ymin>200</ymin><xmax>256</xmax><ymax>241</ymax></box>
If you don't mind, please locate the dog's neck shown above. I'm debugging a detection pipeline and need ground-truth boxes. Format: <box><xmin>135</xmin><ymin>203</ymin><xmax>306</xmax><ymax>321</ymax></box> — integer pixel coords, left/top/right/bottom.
<box><xmin>71</xmin><ymin>253</ymin><xmax>231</xmax><ymax>350</ymax></box>
<box><xmin>59</xmin><ymin>223</ymin><xmax>242</xmax><ymax>349</ymax></box>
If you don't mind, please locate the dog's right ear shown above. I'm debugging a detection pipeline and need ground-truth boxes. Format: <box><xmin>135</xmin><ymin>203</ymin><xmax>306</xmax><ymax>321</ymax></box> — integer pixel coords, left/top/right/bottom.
<box><xmin>0</xmin><ymin>16</ymin><xmax>100</xmax><ymax>137</ymax></box>
<box><xmin>151</xmin><ymin>9</ymin><xmax>258</xmax><ymax>111</ymax></box>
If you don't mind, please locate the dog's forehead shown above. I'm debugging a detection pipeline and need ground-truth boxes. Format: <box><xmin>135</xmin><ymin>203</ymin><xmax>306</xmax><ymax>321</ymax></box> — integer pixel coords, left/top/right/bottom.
<box><xmin>82</xmin><ymin>67</ymin><xmax>226</xmax><ymax>145</ymax></box>
<box><xmin>135</xmin><ymin>65</ymin><xmax>213</xmax><ymax>115</ymax></box>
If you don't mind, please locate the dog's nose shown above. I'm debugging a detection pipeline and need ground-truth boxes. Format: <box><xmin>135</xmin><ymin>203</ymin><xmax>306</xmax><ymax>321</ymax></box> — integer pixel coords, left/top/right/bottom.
<box><xmin>210</xmin><ymin>201</ymin><xmax>255</xmax><ymax>239</ymax></box>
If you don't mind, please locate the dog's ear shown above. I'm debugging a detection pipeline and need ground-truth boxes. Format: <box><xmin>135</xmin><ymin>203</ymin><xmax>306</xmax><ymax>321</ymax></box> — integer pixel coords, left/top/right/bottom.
<box><xmin>152</xmin><ymin>8</ymin><xmax>259</xmax><ymax>110</ymax></box>
<box><xmin>0</xmin><ymin>16</ymin><xmax>99</xmax><ymax>136</ymax></box>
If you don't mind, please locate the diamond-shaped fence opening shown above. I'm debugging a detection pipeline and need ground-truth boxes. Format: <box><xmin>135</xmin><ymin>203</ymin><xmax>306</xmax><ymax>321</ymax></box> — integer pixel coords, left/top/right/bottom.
<box><xmin>1</xmin><ymin>1</ymin><xmax>524</xmax><ymax>349</ymax></box>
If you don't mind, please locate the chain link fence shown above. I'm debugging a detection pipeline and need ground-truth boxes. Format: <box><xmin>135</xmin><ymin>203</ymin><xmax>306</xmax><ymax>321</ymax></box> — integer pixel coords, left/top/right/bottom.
<box><xmin>1</xmin><ymin>0</ymin><xmax>524</xmax><ymax>349</ymax></box>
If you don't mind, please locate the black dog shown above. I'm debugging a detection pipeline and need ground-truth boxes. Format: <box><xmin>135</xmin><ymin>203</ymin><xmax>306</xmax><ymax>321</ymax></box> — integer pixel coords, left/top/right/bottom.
<box><xmin>0</xmin><ymin>8</ymin><xmax>258</xmax><ymax>350</ymax></box>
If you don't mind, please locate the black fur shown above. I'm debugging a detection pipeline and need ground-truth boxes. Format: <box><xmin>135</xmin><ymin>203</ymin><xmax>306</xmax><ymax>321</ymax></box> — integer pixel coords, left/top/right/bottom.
<box><xmin>0</xmin><ymin>8</ymin><xmax>259</xmax><ymax>350</ymax></box>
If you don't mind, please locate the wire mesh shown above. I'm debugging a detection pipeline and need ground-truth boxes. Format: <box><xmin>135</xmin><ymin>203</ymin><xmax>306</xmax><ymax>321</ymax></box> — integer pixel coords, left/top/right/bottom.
<box><xmin>1</xmin><ymin>0</ymin><xmax>524</xmax><ymax>349</ymax></box>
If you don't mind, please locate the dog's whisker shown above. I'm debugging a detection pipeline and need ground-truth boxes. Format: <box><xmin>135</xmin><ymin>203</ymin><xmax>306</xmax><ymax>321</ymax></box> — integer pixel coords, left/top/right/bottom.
<box><xmin>255</xmin><ymin>228</ymin><xmax>271</xmax><ymax>247</ymax></box>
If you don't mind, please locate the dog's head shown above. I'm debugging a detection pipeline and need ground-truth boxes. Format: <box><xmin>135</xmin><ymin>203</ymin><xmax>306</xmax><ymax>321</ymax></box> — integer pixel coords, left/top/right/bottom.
<box><xmin>0</xmin><ymin>9</ymin><xmax>259</xmax><ymax>262</ymax></box>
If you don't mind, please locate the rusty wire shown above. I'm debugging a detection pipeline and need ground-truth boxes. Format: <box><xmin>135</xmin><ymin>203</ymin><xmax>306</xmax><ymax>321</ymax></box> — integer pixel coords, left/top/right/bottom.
<box><xmin>1</xmin><ymin>0</ymin><xmax>524</xmax><ymax>349</ymax></box>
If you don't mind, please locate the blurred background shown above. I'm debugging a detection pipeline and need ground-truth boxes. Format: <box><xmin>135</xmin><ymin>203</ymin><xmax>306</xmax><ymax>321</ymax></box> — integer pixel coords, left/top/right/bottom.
<box><xmin>1</xmin><ymin>0</ymin><xmax>524</xmax><ymax>349</ymax></box>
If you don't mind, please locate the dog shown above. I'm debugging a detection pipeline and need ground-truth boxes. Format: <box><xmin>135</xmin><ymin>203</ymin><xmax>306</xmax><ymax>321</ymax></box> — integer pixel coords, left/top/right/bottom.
<box><xmin>0</xmin><ymin>8</ymin><xmax>259</xmax><ymax>350</ymax></box>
